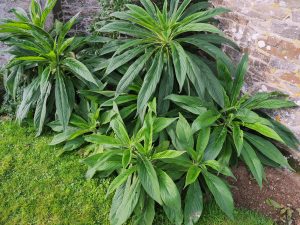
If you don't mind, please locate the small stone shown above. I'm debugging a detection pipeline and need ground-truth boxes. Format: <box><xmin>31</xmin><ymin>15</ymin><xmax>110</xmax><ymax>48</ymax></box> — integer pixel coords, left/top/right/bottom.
<box><xmin>296</xmin><ymin>101</ymin><xmax>300</xmax><ymax>106</ymax></box>
<box><xmin>266</xmin><ymin>46</ymin><xmax>271</xmax><ymax>50</ymax></box>
<box><xmin>261</xmin><ymin>85</ymin><xmax>268</xmax><ymax>92</ymax></box>
<box><xmin>258</xmin><ymin>40</ymin><xmax>266</xmax><ymax>48</ymax></box>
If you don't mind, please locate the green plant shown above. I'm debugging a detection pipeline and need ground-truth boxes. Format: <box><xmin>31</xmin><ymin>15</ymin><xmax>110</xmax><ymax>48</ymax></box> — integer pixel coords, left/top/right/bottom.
<box><xmin>97</xmin><ymin>0</ymin><xmax>238</xmax><ymax>116</ymax></box>
<box><xmin>167</xmin><ymin>54</ymin><xmax>299</xmax><ymax>188</ymax></box>
<box><xmin>82</xmin><ymin>100</ymin><xmax>236</xmax><ymax>225</ymax></box>
<box><xmin>0</xmin><ymin>0</ymin><xmax>101</xmax><ymax>135</ymax></box>
<box><xmin>83</xmin><ymin>100</ymin><xmax>179</xmax><ymax>224</ymax></box>
<box><xmin>167</xmin><ymin>114</ymin><xmax>235</xmax><ymax>224</ymax></box>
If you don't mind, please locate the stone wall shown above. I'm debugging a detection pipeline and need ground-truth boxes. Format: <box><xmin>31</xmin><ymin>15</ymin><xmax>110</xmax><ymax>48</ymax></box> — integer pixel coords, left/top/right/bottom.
<box><xmin>210</xmin><ymin>0</ymin><xmax>300</xmax><ymax>144</ymax></box>
<box><xmin>59</xmin><ymin>0</ymin><xmax>100</xmax><ymax>34</ymax></box>
<box><xmin>0</xmin><ymin>0</ymin><xmax>31</xmax><ymax>65</ymax></box>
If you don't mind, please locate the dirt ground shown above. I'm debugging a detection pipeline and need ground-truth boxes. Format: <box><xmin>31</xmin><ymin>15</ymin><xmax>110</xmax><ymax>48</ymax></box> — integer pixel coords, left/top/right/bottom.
<box><xmin>229</xmin><ymin>164</ymin><xmax>300</xmax><ymax>225</ymax></box>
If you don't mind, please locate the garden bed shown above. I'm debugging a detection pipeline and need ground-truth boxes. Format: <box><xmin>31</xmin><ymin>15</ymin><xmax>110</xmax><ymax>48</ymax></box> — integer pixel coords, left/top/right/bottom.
<box><xmin>0</xmin><ymin>120</ymin><xmax>274</xmax><ymax>225</ymax></box>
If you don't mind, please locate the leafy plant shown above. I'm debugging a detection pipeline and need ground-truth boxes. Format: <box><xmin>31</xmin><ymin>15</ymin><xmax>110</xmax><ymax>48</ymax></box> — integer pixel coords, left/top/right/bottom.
<box><xmin>0</xmin><ymin>0</ymin><xmax>101</xmax><ymax>135</ymax></box>
<box><xmin>83</xmin><ymin>100</ymin><xmax>180</xmax><ymax>225</ymax></box>
<box><xmin>167</xmin><ymin>114</ymin><xmax>235</xmax><ymax>224</ymax></box>
<box><xmin>81</xmin><ymin>99</ymin><xmax>236</xmax><ymax>225</ymax></box>
<box><xmin>97</xmin><ymin>0</ymin><xmax>238</xmax><ymax>116</ymax></box>
<box><xmin>167</xmin><ymin>54</ymin><xmax>299</xmax><ymax>188</ymax></box>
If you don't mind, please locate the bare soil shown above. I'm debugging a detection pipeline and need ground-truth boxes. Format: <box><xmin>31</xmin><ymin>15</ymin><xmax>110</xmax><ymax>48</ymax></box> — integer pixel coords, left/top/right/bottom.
<box><xmin>228</xmin><ymin>164</ymin><xmax>300</xmax><ymax>225</ymax></box>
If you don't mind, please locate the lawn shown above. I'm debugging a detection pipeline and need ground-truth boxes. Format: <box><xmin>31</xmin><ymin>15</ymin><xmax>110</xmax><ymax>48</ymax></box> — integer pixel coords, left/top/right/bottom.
<box><xmin>0</xmin><ymin>120</ymin><xmax>274</xmax><ymax>225</ymax></box>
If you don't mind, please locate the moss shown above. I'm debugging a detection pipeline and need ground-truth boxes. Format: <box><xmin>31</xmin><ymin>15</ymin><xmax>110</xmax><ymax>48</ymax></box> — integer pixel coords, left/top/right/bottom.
<box><xmin>0</xmin><ymin>121</ymin><xmax>274</xmax><ymax>225</ymax></box>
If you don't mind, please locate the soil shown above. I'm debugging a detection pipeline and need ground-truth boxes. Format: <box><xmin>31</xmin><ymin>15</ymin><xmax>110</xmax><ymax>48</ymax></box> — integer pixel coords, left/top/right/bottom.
<box><xmin>228</xmin><ymin>164</ymin><xmax>300</xmax><ymax>225</ymax></box>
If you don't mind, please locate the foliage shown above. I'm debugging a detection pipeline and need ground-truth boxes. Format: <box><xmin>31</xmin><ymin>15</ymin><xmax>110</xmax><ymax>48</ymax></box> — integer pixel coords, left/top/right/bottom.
<box><xmin>0</xmin><ymin>0</ymin><xmax>102</xmax><ymax>135</ymax></box>
<box><xmin>0</xmin><ymin>122</ymin><xmax>275</xmax><ymax>224</ymax></box>
<box><xmin>97</xmin><ymin>0</ymin><xmax>238</xmax><ymax>116</ymax></box>
<box><xmin>167</xmin><ymin>55</ymin><xmax>299</xmax><ymax>188</ymax></box>
<box><xmin>0</xmin><ymin>1</ymin><xmax>299</xmax><ymax>225</ymax></box>
<box><xmin>82</xmin><ymin>100</ymin><xmax>236</xmax><ymax>225</ymax></box>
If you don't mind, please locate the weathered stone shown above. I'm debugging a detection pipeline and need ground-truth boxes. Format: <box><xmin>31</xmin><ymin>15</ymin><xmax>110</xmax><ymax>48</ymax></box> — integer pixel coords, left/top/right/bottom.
<box><xmin>271</xmin><ymin>22</ymin><xmax>300</xmax><ymax>40</ymax></box>
<box><xmin>292</xmin><ymin>9</ymin><xmax>300</xmax><ymax>22</ymax></box>
<box><xmin>211</xmin><ymin>0</ymin><xmax>300</xmax><ymax>143</ymax></box>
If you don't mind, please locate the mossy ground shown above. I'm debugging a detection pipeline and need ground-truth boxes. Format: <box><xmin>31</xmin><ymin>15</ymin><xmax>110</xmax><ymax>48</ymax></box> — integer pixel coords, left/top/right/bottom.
<box><xmin>0</xmin><ymin>120</ymin><xmax>274</xmax><ymax>225</ymax></box>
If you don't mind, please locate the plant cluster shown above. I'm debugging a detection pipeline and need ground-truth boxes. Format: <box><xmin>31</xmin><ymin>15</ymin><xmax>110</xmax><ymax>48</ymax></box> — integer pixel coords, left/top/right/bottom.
<box><xmin>0</xmin><ymin>0</ymin><xmax>299</xmax><ymax>225</ymax></box>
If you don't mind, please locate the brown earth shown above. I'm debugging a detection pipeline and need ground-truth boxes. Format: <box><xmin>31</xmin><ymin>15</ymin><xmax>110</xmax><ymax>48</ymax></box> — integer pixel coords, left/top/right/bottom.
<box><xmin>229</xmin><ymin>164</ymin><xmax>300</xmax><ymax>225</ymax></box>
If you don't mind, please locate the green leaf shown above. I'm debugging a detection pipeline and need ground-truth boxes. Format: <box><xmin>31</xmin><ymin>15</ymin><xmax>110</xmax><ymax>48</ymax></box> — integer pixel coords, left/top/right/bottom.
<box><xmin>152</xmin><ymin>150</ymin><xmax>185</xmax><ymax>160</ymax></box>
<box><xmin>184</xmin><ymin>181</ymin><xmax>203</xmax><ymax>225</ymax></box>
<box><xmin>245</xmin><ymin>132</ymin><xmax>292</xmax><ymax>170</ymax></box>
<box><xmin>110</xmin><ymin>115</ymin><xmax>130</xmax><ymax>145</ymax></box>
<box><xmin>231</xmin><ymin>54</ymin><xmax>248</xmax><ymax>104</ymax></box>
<box><xmin>137</xmin><ymin>51</ymin><xmax>164</xmax><ymax>116</ymax></box>
<box><xmin>110</xmin><ymin>176</ymin><xmax>141</xmax><ymax>225</ymax></box>
<box><xmin>185</xmin><ymin>165</ymin><xmax>201</xmax><ymax>187</ymax></box>
<box><xmin>132</xmin><ymin>190</ymin><xmax>155</xmax><ymax>225</ymax></box>
<box><xmin>122</xmin><ymin>149</ymin><xmax>132</xmax><ymax>168</ymax></box>
<box><xmin>192</xmin><ymin>110</ymin><xmax>220</xmax><ymax>133</ymax></box>
<box><xmin>106</xmin><ymin>166</ymin><xmax>137</xmax><ymax>197</ymax></box>
<box><xmin>153</xmin><ymin>117</ymin><xmax>177</xmax><ymax>134</ymax></box>
<box><xmin>176</xmin><ymin>114</ymin><xmax>194</xmax><ymax>149</ymax></box>
<box><xmin>196</xmin><ymin>126</ymin><xmax>210</xmax><ymax>159</ymax></box>
<box><xmin>170</xmin><ymin>41</ymin><xmax>187</xmax><ymax>91</ymax></box>
<box><xmin>165</xmin><ymin>94</ymin><xmax>206</xmax><ymax>115</ymax></box>
<box><xmin>62</xmin><ymin>57</ymin><xmax>98</xmax><ymax>85</ymax></box>
<box><xmin>241</xmin><ymin>141</ymin><xmax>264</xmax><ymax>188</ymax></box>
<box><xmin>84</xmin><ymin>134</ymin><xmax>122</xmax><ymax>147</ymax></box>
<box><xmin>204</xmin><ymin>126</ymin><xmax>227</xmax><ymax>160</ymax></box>
<box><xmin>137</xmin><ymin>154</ymin><xmax>162</xmax><ymax>204</ymax></box>
<box><xmin>243</xmin><ymin>123</ymin><xmax>284</xmax><ymax>143</ymax></box>
<box><xmin>116</xmin><ymin>50</ymin><xmax>153</xmax><ymax>95</ymax></box>
<box><xmin>203</xmin><ymin>171</ymin><xmax>234</xmax><ymax>219</ymax></box>
<box><xmin>55</xmin><ymin>72</ymin><xmax>71</xmax><ymax>130</ymax></box>
<box><xmin>106</xmin><ymin>46</ymin><xmax>146</xmax><ymax>75</ymax></box>
<box><xmin>157</xmin><ymin>169</ymin><xmax>183</xmax><ymax>225</ymax></box>
<box><xmin>232</xmin><ymin>123</ymin><xmax>243</xmax><ymax>156</ymax></box>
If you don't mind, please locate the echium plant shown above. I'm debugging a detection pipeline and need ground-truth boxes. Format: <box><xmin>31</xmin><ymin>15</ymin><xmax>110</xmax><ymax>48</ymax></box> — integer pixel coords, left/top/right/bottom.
<box><xmin>83</xmin><ymin>100</ymin><xmax>236</xmax><ymax>225</ymax></box>
<box><xmin>97</xmin><ymin>0</ymin><xmax>238</xmax><ymax>115</ymax></box>
<box><xmin>83</xmin><ymin>100</ymin><xmax>180</xmax><ymax>225</ymax></box>
<box><xmin>167</xmin><ymin>54</ymin><xmax>299</xmax><ymax>188</ymax></box>
<box><xmin>0</xmin><ymin>0</ymin><xmax>100</xmax><ymax>135</ymax></box>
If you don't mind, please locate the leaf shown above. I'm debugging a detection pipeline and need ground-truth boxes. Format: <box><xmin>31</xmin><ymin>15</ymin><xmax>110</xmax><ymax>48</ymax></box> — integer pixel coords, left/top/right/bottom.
<box><xmin>203</xmin><ymin>171</ymin><xmax>234</xmax><ymax>219</ymax></box>
<box><xmin>137</xmin><ymin>51</ymin><xmax>164</xmax><ymax>116</ymax></box>
<box><xmin>176</xmin><ymin>113</ymin><xmax>194</xmax><ymax>149</ymax></box>
<box><xmin>62</xmin><ymin>57</ymin><xmax>98</xmax><ymax>85</ymax></box>
<box><xmin>110</xmin><ymin>176</ymin><xmax>141</xmax><ymax>225</ymax></box>
<box><xmin>185</xmin><ymin>165</ymin><xmax>201</xmax><ymax>187</ymax></box>
<box><xmin>157</xmin><ymin>169</ymin><xmax>183</xmax><ymax>225</ymax></box>
<box><xmin>106</xmin><ymin>46</ymin><xmax>146</xmax><ymax>75</ymax></box>
<box><xmin>137</xmin><ymin>154</ymin><xmax>162</xmax><ymax>204</ymax></box>
<box><xmin>192</xmin><ymin>110</ymin><xmax>220</xmax><ymax>133</ymax></box>
<box><xmin>231</xmin><ymin>54</ymin><xmax>248</xmax><ymax>104</ymax></box>
<box><xmin>187</xmin><ymin>53</ymin><xmax>225</xmax><ymax>107</ymax></box>
<box><xmin>116</xmin><ymin>50</ymin><xmax>153</xmax><ymax>95</ymax></box>
<box><xmin>106</xmin><ymin>166</ymin><xmax>137</xmax><ymax>197</ymax></box>
<box><xmin>241</xmin><ymin>140</ymin><xmax>264</xmax><ymax>188</ymax></box>
<box><xmin>184</xmin><ymin>181</ymin><xmax>203</xmax><ymax>225</ymax></box>
<box><xmin>84</xmin><ymin>134</ymin><xmax>121</xmax><ymax>147</ymax></box>
<box><xmin>132</xmin><ymin>190</ymin><xmax>155</xmax><ymax>225</ymax></box>
<box><xmin>153</xmin><ymin>117</ymin><xmax>177</xmax><ymax>134</ymax></box>
<box><xmin>196</xmin><ymin>126</ymin><xmax>210</xmax><ymax>159</ymax></box>
<box><xmin>243</xmin><ymin>123</ymin><xmax>284</xmax><ymax>143</ymax></box>
<box><xmin>55</xmin><ymin>72</ymin><xmax>71</xmax><ymax>130</ymax></box>
<box><xmin>232</xmin><ymin>123</ymin><xmax>243</xmax><ymax>156</ymax></box>
<box><xmin>204</xmin><ymin>126</ymin><xmax>227</xmax><ymax>160</ymax></box>
<box><xmin>245</xmin><ymin>132</ymin><xmax>292</xmax><ymax>170</ymax></box>
<box><xmin>170</xmin><ymin>41</ymin><xmax>187</xmax><ymax>91</ymax></box>
<box><xmin>122</xmin><ymin>149</ymin><xmax>132</xmax><ymax>168</ymax></box>
<box><xmin>165</xmin><ymin>94</ymin><xmax>206</xmax><ymax>115</ymax></box>
<box><xmin>152</xmin><ymin>150</ymin><xmax>185</xmax><ymax>160</ymax></box>
<box><xmin>110</xmin><ymin>115</ymin><xmax>130</xmax><ymax>145</ymax></box>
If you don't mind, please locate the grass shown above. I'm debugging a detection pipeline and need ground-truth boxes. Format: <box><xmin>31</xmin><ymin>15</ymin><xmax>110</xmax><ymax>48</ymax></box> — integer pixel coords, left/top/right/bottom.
<box><xmin>0</xmin><ymin>120</ymin><xmax>275</xmax><ymax>225</ymax></box>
